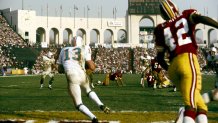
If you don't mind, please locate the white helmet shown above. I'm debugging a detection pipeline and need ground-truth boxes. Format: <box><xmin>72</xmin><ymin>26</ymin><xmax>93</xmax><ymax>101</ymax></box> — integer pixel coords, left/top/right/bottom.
<box><xmin>47</xmin><ymin>51</ymin><xmax>53</xmax><ymax>58</ymax></box>
<box><xmin>211</xmin><ymin>47</ymin><xmax>217</xmax><ymax>53</ymax></box>
<box><xmin>75</xmin><ymin>36</ymin><xmax>83</xmax><ymax>46</ymax></box>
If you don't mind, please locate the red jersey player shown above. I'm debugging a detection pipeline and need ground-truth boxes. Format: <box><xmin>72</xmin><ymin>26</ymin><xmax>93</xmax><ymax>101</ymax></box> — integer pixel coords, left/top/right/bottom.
<box><xmin>154</xmin><ymin>0</ymin><xmax>218</xmax><ymax>123</ymax></box>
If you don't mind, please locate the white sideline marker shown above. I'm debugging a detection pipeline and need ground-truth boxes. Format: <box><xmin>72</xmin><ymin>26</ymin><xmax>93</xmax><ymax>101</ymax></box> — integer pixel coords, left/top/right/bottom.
<box><xmin>47</xmin><ymin>120</ymin><xmax>120</xmax><ymax>123</ymax></box>
<box><xmin>150</xmin><ymin>121</ymin><xmax>174</xmax><ymax>123</ymax></box>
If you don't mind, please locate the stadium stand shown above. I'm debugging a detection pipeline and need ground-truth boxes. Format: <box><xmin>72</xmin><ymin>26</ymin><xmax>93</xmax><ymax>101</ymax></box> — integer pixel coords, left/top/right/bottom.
<box><xmin>0</xmin><ymin>13</ymin><xmax>211</xmax><ymax>76</ymax></box>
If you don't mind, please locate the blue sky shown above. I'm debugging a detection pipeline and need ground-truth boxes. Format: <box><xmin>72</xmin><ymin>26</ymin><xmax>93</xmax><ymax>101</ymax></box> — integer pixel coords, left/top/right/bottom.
<box><xmin>0</xmin><ymin>0</ymin><xmax>217</xmax><ymax>19</ymax></box>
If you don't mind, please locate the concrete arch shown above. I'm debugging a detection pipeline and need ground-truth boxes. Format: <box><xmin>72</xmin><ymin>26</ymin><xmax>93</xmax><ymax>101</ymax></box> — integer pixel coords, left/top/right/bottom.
<box><xmin>208</xmin><ymin>29</ymin><xmax>218</xmax><ymax>44</ymax></box>
<box><xmin>36</xmin><ymin>27</ymin><xmax>46</xmax><ymax>43</ymax></box>
<box><xmin>104</xmin><ymin>29</ymin><xmax>113</xmax><ymax>44</ymax></box>
<box><xmin>4</xmin><ymin>9</ymin><xmax>217</xmax><ymax>48</ymax></box>
<box><xmin>117</xmin><ymin>29</ymin><xmax>127</xmax><ymax>43</ymax></box>
<box><xmin>195</xmin><ymin>29</ymin><xmax>204</xmax><ymax>44</ymax></box>
<box><xmin>139</xmin><ymin>15</ymin><xmax>155</xmax><ymax>27</ymax></box>
<box><xmin>139</xmin><ymin>16</ymin><xmax>155</xmax><ymax>47</ymax></box>
<box><xmin>77</xmin><ymin>28</ymin><xmax>87</xmax><ymax>44</ymax></box>
<box><xmin>63</xmin><ymin>28</ymin><xmax>73</xmax><ymax>44</ymax></box>
<box><xmin>90</xmin><ymin>29</ymin><xmax>100</xmax><ymax>44</ymax></box>
<box><xmin>49</xmin><ymin>28</ymin><xmax>59</xmax><ymax>45</ymax></box>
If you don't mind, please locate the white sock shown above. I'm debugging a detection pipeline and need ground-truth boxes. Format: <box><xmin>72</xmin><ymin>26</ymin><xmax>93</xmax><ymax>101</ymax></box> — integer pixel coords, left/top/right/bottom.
<box><xmin>183</xmin><ymin>116</ymin><xmax>195</xmax><ymax>123</ymax></box>
<box><xmin>140</xmin><ymin>78</ymin><xmax>144</xmax><ymax>85</ymax></box>
<box><xmin>195</xmin><ymin>114</ymin><xmax>208</xmax><ymax>123</ymax></box>
<box><xmin>153</xmin><ymin>83</ymin><xmax>157</xmax><ymax>89</ymax></box>
<box><xmin>88</xmin><ymin>91</ymin><xmax>103</xmax><ymax>106</ymax></box>
<box><xmin>202</xmin><ymin>92</ymin><xmax>210</xmax><ymax>104</ymax></box>
<box><xmin>78</xmin><ymin>104</ymin><xmax>96</xmax><ymax>120</ymax></box>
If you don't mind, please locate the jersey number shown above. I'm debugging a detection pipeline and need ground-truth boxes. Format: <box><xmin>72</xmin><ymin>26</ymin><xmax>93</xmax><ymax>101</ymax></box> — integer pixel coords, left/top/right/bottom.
<box><xmin>164</xmin><ymin>18</ymin><xmax>192</xmax><ymax>51</ymax></box>
<box><xmin>64</xmin><ymin>48</ymin><xmax>81</xmax><ymax>61</ymax></box>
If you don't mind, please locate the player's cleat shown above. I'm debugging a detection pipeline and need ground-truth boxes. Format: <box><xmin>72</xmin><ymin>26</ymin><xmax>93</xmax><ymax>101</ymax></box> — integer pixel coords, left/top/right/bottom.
<box><xmin>153</xmin><ymin>83</ymin><xmax>157</xmax><ymax>90</ymax></box>
<box><xmin>91</xmin><ymin>83</ymin><xmax>95</xmax><ymax>89</ymax></box>
<box><xmin>173</xmin><ymin>87</ymin><xmax>177</xmax><ymax>92</ymax></box>
<box><xmin>100</xmin><ymin>105</ymin><xmax>110</xmax><ymax>114</ymax></box>
<box><xmin>92</xmin><ymin>117</ymin><xmax>98</xmax><ymax>123</ymax></box>
<box><xmin>48</xmin><ymin>85</ymin><xmax>52</xmax><ymax>90</ymax></box>
<box><xmin>40</xmin><ymin>84</ymin><xmax>43</xmax><ymax>89</ymax></box>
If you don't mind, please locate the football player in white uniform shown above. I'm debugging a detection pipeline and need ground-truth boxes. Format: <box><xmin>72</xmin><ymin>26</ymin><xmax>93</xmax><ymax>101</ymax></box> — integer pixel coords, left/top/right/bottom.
<box><xmin>40</xmin><ymin>51</ymin><xmax>55</xmax><ymax>89</ymax></box>
<box><xmin>57</xmin><ymin>36</ymin><xmax>110</xmax><ymax>123</ymax></box>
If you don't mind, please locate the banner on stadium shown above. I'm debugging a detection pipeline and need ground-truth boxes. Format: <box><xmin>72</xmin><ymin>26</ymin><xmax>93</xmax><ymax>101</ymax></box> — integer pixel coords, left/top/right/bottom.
<box><xmin>107</xmin><ymin>21</ymin><xmax>123</xmax><ymax>27</ymax></box>
<box><xmin>41</xmin><ymin>42</ymin><xmax>48</xmax><ymax>48</ymax></box>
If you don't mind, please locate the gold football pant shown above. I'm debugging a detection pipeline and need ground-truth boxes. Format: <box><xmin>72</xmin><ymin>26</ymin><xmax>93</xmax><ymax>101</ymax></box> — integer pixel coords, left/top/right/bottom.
<box><xmin>168</xmin><ymin>53</ymin><xmax>207</xmax><ymax>112</ymax></box>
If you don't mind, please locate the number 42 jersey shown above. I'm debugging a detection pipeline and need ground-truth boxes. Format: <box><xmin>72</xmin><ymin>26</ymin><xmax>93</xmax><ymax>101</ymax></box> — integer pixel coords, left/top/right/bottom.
<box><xmin>154</xmin><ymin>9</ymin><xmax>199</xmax><ymax>59</ymax></box>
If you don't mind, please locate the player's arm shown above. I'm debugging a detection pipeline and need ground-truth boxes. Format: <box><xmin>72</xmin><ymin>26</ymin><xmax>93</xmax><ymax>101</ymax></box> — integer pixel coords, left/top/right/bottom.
<box><xmin>57</xmin><ymin>64</ymin><xmax>65</xmax><ymax>73</ymax></box>
<box><xmin>156</xmin><ymin>46</ymin><xmax>169</xmax><ymax>71</ymax></box>
<box><xmin>86</xmin><ymin>60</ymin><xmax>96</xmax><ymax>71</ymax></box>
<box><xmin>56</xmin><ymin>49</ymin><xmax>65</xmax><ymax>73</ymax></box>
<box><xmin>190</xmin><ymin>13</ymin><xmax>218</xmax><ymax>28</ymax></box>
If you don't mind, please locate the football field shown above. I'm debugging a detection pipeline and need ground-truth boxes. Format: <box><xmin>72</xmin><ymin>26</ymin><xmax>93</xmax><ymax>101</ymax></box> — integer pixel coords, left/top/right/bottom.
<box><xmin>0</xmin><ymin>74</ymin><xmax>217</xmax><ymax>123</ymax></box>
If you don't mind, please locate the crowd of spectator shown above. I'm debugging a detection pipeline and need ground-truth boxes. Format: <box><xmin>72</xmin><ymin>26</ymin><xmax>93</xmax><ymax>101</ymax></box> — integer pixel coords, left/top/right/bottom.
<box><xmin>0</xmin><ymin>14</ymin><xmax>28</xmax><ymax>75</ymax></box>
<box><xmin>94</xmin><ymin>46</ymin><xmax>131</xmax><ymax>74</ymax></box>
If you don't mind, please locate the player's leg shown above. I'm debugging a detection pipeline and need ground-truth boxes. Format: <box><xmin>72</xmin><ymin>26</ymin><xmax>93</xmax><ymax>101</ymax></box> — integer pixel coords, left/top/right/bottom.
<box><xmin>69</xmin><ymin>83</ymin><xmax>97</xmax><ymax>121</ymax></box>
<box><xmin>66</xmin><ymin>69</ymin><xmax>98</xmax><ymax>122</ymax></box>
<box><xmin>119</xmin><ymin>76</ymin><xmax>125</xmax><ymax>86</ymax></box>
<box><xmin>82</xmin><ymin>79</ymin><xmax>110</xmax><ymax>114</ymax></box>
<box><xmin>169</xmin><ymin>53</ymin><xmax>197</xmax><ymax>123</ymax></box>
<box><xmin>48</xmin><ymin>73</ymin><xmax>54</xmax><ymax>89</ymax></box>
<box><xmin>140</xmin><ymin>77</ymin><xmax>144</xmax><ymax>87</ymax></box>
<box><xmin>40</xmin><ymin>74</ymin><xmax>46</xmax><ymax>88</ymax></box>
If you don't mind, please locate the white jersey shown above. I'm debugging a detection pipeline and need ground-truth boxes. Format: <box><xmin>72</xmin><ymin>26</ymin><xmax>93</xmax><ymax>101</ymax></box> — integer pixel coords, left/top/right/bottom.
<box><xmin>57</xmin><ymin>45</ymin><xmax>92</xmax><ymax>72</ymax></box>
<box><xmin>42</xmin><ymin>55</ymin><xmax>55</xmax><ymax>71</ymax></box>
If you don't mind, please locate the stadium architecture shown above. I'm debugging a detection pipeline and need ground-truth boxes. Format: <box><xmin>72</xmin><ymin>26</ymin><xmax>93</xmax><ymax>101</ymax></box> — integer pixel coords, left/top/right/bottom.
<box><xmin>0</xmin><ymin>0</ymin><xmax>218</xmax><ymax>48</ymax></box>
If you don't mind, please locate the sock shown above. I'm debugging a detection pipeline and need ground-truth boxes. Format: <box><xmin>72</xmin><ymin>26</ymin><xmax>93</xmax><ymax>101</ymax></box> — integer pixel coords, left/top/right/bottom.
<box><xmin>183</xmin><ymin>116</ymin><xmax>195</xmax><ymax>123</ymax></box>
<box><xmin>78</xmin><ymin>104</ymin><xmax>96</xmax><ymax>120</ymax></box>
<box><xmin>195</xmin><ymin>114</ymin><xmax>208</xmax><ymax>123</ymax></box>
<box><xmin>153</xmin><ymin>83</ymin><xmax>157</xmax><ymax>89</ymax></box>
<box><xmin>183</xmin><ymin>108</ymin><xmax>196</xmax><ymax>123</ymax></box>
<box><xmin>88</xmin><ymin>91</ymin><xmax>103</xmax><ymax>106</ymax></box>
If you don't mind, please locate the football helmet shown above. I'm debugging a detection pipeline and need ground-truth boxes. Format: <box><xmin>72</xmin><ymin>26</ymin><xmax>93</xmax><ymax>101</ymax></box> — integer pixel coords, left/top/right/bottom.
<box><xmin>47</xmin><ymin>51</ymin><xmax>53</xmax><ymax>58</ymax></box>
<box><xmin>159</xmin><ymin>0</ymin><xmax>179</xmax><ymax>20</ymax></box>
<box><xmin>72</xmin><ymin>36</ymin><xmax>83</xmax><ymax>47</ymax></box>
<box><xmin>210</xmin><ymin>47</ymin><xmax>217</xmax><ymax>56</ymax></box>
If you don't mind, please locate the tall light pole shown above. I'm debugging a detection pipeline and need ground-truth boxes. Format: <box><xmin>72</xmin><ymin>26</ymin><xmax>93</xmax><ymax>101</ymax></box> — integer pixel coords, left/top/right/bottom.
<box><xmin>74</xmin><ymin>5</ymin><xmax>78</xmax><ymax>28</ymax></box>
<box><xmin>87</xmin><ymin>5</ymin><xmax>90</xmax><ymax>28</ymax></box>
<box><xmin>22</xmin><ymin>0</ymin><xmax>24</xmax><ymax>10</ymax></box>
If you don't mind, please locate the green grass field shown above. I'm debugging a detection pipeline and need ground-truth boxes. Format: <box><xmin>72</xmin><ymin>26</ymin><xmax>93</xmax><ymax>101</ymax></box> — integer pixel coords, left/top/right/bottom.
<box><xmin>0</xmin><ymin>74</ymin><xmax>217</xmax><ymax>123</ymax></box>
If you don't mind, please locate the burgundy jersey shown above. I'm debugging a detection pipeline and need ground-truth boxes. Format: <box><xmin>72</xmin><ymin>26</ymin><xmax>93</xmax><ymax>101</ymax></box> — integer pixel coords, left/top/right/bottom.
<box><xmin>110</xmin><ymin>70</ymin><xmax>122</xmax><ymax>81</ymax></box>
<box><xmin>151</xmin><ymin>59</ymin><xmax>162</xmax><ymax>73</ymax></box>
<box><xmin>154</xmin><ymin>9</ymin><xmax>198</xmax><ymax>59</ymax></box>
<box><xmin>146</xmin><ymin>73</ymin><xmax>155</xmax><ymax>87</ymax></box>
